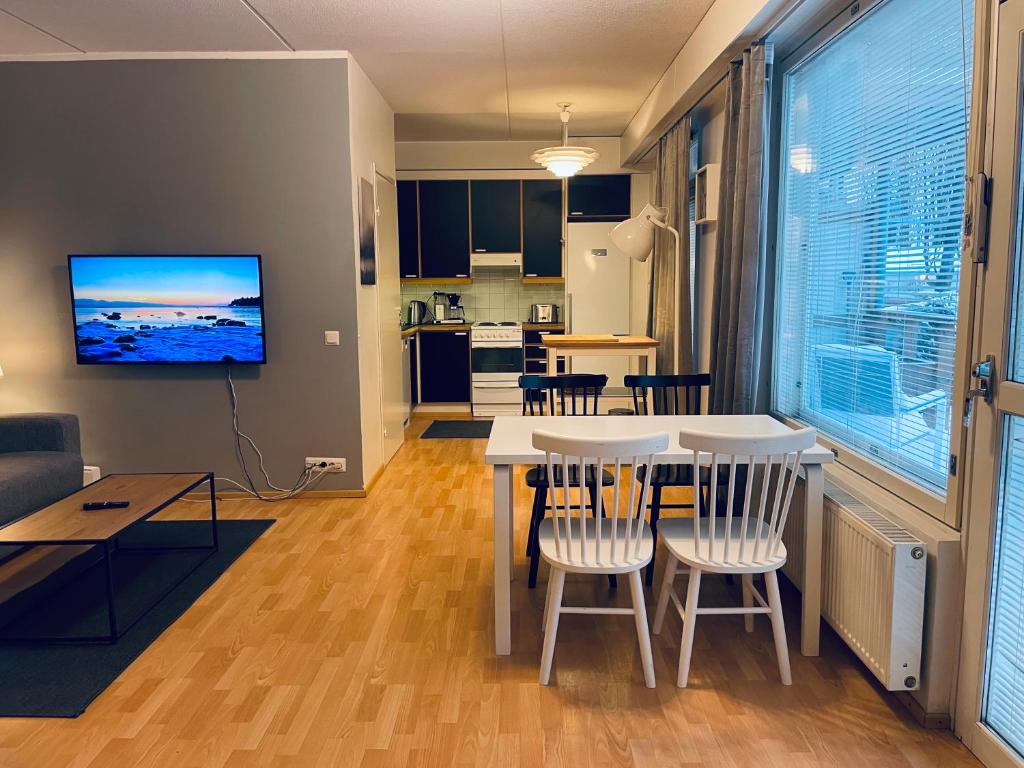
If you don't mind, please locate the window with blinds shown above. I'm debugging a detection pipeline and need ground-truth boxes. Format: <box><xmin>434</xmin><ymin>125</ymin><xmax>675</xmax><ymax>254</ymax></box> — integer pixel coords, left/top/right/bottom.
<box><xmin>772</xmin><ymin>0</ymin><xmax>974</xmax><ymax>494</ymax></box>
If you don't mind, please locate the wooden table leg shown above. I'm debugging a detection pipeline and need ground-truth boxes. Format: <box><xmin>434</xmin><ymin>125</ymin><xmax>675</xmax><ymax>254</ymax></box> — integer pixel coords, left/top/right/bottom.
<box><xmin>494</xmin><ymin>464</ymin><xmax>513</xmax><ymax>655</ymax></box>
<box><xmin>546</xmin><ymin>347</ymin><xmax>557</xmax><ymax>376</ymax></box>
<box><xmin>646</xmin><ymin>348</ymin><xmax>656</xmax><ymax>375</ymax></box>
<box><xmin>801</xmin><ymin>464</ymin><xmax>824</xmax><ymax>656</ymax></box>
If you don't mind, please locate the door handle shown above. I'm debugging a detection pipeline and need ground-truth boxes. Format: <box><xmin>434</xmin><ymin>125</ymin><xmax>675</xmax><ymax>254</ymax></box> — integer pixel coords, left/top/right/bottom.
<box><xmin>968</xmin><ymin>355</ymin><xmax>995</xmax><ymax>404</ymax></box>
<box><xmin>964</xmin><ymin>354</ymin><xmax>995</xmax><ymax>427</ymax></box>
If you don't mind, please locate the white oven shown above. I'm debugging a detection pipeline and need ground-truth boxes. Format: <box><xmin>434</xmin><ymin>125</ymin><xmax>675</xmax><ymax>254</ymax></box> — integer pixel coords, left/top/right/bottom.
<box><xmin>471</xmin><ymin>324</ymin><xmax>523</xmax><ymax>417</ymax></box>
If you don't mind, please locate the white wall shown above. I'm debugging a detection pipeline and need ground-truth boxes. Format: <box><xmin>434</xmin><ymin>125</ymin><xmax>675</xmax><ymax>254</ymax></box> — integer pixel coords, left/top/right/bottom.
<box><xmin>397</xmin><ymin>137</ymin><xmax>642</xmax><ymax>175</ymax></box>
<box><xmin>348</xmin><ymin>56</ymin><xmax>398</xmax><ymax>488</ymax></box>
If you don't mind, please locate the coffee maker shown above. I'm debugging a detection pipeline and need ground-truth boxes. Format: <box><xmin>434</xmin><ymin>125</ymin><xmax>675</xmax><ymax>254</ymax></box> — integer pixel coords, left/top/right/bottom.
<box><xmin>431</xmin><ymin>291</ymin><xmax>465</xmax><ymax>323</ymax></box>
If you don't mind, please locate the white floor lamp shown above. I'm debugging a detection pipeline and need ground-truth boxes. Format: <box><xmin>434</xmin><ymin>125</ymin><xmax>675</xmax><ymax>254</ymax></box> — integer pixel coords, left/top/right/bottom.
<box><xmin>610</xmin><ymin>204</ymin><xmax>682</xmax><ymax>374</ymax></box>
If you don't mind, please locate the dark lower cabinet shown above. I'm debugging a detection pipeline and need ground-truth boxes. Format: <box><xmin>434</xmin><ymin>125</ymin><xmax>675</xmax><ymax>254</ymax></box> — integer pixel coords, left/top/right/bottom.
<box><xmin>522</xmin><ymin>179</ymin><xmax>563</xmax><ymax>277</ymax></box>
<box><xmin>418</xmin><ymin>331</ymin><xmax>471</xmax><ymax>403</ymax></box>
<box><xmin>567</xmin><ymin>174</ymin><xmax>631</xmax><ymax>221</ymax></box>
<box><xmin>419</xmin><ymin>180</ymin><xmax>471</xmax><ymax>279</ymax></box>
<box><xmin>409</xmin><ymin>335</ymin><xmax>419</xmax><ymax>405</ymax></box>
<box><xmin>398</xmin><ymin>181</ymin><xmax>420</xmax><ymax>278</ymax></box>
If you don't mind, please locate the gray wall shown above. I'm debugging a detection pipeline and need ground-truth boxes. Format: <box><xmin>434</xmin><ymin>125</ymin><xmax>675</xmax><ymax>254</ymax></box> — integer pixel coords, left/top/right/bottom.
<box><xmin>0</xmin><ymin>59</ymin><xmax>364</xmax><ymax>491</ymax></box>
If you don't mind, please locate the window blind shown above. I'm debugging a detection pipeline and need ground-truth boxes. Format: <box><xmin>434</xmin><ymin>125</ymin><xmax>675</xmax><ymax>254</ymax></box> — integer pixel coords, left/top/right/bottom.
<box><xmin>773</xmin><ymin>0</ymin><xmax>973</xmax><ymax>494</ymax></box>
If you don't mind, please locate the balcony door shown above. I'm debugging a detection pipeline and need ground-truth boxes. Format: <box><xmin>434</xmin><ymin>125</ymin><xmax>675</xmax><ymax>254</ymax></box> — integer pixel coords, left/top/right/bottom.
<box><xmin>958</xmin><ymin>1</ymin><xmax>1024</xmax><ymax>764</ymax></box>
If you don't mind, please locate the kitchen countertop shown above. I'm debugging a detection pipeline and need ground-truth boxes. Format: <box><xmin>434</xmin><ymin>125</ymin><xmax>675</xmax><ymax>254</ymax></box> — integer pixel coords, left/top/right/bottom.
<box><xmin>401</xmin><ymin>322</ymin><xmax>566</xmax><ymax>339</ymax></box>
<box><xmin>401</xmin><ymin>322</ymin><xmax>472</xmax><ymax>338</ymax></box>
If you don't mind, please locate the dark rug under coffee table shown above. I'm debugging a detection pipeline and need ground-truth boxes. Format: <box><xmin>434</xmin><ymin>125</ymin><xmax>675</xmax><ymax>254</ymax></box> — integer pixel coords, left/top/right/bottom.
<box><xmin>0</xmin><ymin>518</ymin><xmax>273</xmax><ymax>718</ymax></box>
<box><xmin>420</xmin><ymin>420</ymin><xmax>493</xmax><ymax>439</ymax></box>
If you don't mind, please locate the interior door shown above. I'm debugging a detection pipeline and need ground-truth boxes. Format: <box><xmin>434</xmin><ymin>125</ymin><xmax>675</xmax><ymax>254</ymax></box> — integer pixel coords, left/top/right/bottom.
<box><xmin>375</xmin><ymin>172</ymin><xmax>405</xmax><ymax>465</ymax></box>
<box><xmin>958</xmin><ymin>2</ymin><xmax>1024</xmax><ymax>764</ymax></box>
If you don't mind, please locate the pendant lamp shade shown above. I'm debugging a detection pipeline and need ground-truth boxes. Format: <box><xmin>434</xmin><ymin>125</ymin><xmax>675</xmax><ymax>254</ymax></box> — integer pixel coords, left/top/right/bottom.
<box><xmin>531</xmin><ymin>103</ymin><xmax>599</xmax><ymax>178</ymax></box>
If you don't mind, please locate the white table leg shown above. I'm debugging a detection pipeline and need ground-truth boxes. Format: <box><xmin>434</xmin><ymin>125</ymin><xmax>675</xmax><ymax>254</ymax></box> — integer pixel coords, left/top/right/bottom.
<box><xmin>646</xmin><ymin>348</ymin><xmax>656</xmax><ymax>375</ymax></box>
<box><xmin>508</xmin><ymin>468</ymin><xmax>515</xmax><ymax>582</ymax></box>
<box><xmin>494</xmin><ymin>464</ymin><xmax>513</xmax><ymax>655</ymax></box>
<box><xmin>801</xmin><ymin>464</ymin><xmax>824</xmax><ymax>656</ymax></box>
<box><xmin>546</xmin><ymin>347</ymin><xmax>556</xmax><ymax>375</ymax></box>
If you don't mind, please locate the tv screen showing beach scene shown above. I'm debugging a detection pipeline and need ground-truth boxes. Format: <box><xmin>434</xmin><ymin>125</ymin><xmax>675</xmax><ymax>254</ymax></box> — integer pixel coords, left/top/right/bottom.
<box><xmin>69</xmin><ymin>255</ymin><xmax>267</xmax><ymax>364</ymax></box>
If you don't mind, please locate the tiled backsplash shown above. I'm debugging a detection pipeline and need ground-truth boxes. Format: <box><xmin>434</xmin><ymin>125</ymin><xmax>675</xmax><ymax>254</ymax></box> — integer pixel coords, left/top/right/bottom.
<box><xmin>400</xmin><ymin>269</ymin><xmax>564</xmax><ymax>323</ymax></box>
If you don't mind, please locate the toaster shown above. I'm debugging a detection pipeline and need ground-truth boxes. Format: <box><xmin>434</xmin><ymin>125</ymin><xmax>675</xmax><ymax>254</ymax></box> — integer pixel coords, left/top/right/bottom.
<box><xmin>529</xmin><ymin>304</ymin><xmax>558</xmax><ymax>323</ymax></box>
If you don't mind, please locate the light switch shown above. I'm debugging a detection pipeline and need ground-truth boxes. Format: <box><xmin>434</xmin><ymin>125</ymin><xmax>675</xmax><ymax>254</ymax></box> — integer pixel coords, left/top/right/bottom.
<box><xmin>324</xmin><ymin>330</ymin><xmax>341</xmax><ymax>346</ymax></box>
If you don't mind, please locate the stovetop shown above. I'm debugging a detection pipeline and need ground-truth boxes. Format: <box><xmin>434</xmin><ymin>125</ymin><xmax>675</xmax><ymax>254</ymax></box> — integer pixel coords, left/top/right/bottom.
<box><xmin>473</xmin><ymin>321</ymin><xmax>522</xmax><ymax>328</ymax></box>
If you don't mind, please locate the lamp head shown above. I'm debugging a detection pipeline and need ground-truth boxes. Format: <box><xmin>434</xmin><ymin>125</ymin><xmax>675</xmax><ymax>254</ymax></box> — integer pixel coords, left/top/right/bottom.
<box><xmin>609</xmin><ymin>204</ymin><xmax>666</xmax><ymax>262</ymax></box>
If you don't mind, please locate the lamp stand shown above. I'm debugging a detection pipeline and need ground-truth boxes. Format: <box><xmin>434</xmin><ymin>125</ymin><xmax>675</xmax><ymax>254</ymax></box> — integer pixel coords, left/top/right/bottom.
<box><xmin>647</xmin><ymin>215</ymin><xmax>682</xmax><ymax>374</ymax></box>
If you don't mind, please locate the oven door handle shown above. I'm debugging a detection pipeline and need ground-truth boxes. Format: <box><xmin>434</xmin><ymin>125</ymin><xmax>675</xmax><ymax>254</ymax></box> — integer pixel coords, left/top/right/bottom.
<box><xmin>472</xmin><ymin>341</ymin><xmax>523</xmax><ymax>348</ymax></box>
<box><xmin>472</xmin><ymin>381</ymin><xmax>521</xmax><ymax>388</ymax></box>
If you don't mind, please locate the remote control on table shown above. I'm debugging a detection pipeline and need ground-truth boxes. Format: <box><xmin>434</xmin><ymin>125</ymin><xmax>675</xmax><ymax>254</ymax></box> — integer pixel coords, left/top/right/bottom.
<box><xmin>82</xmin><ymin>500</ymin><xmax>131</xmax><ymax>511</ymax></box>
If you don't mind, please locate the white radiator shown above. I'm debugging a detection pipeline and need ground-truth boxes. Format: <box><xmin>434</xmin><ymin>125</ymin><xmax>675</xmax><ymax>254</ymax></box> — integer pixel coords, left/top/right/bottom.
<box><xmin>782</xmin><ymin>479</ymin><xmax>926</xmax><ymax>691</ymax></box>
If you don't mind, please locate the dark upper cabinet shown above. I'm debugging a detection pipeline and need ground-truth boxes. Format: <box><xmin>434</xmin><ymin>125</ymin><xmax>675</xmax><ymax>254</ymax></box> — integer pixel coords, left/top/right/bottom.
<box><xmin>522</xmin><ymin>179</ymin><xmax>563</xmax><ymax>278</ymax></box>
<box><xmin>418</xmin><ymin>331</ymin><xmax>471</xmax><ymax>403</ymax></box>
<box><xmin>567</xmin><ymin>174</ymin><xmax>631</xmax><ymax>221</ymax></box>
<box><xmin>418</xmin><ymin>180</ymin><xmax>470</xmax><ymax>278</ymax></box>
<box><xmin>471</xmin><ymin>180</ymin><xmax>521</xmax><ymax>254</ymax></box>
<box><xmin>397</xmin><ymin>181</ymin><xmax>420</xmax><ymax>278</ymax></box>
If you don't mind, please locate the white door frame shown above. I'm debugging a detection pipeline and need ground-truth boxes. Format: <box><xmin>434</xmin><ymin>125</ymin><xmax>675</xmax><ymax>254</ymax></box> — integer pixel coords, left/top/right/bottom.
<box><xmin>956</xmin><ymin>1</ymin><xmax>1024</xmax><ymax>764</ymax></box>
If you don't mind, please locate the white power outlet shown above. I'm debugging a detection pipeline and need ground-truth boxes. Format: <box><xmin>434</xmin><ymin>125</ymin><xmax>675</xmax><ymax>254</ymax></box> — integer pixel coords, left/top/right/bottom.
<box><xmin>305</xmin><ymin>457</ymin><xmax>346</xmax><ymax>473</ymax></box>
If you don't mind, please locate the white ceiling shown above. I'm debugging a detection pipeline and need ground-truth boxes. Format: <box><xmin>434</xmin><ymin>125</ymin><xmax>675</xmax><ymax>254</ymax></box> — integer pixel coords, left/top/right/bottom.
<box><xmin>0</xmin><ymin>0</ymin><xmax>715</xmax><ymax>141</ymax></box>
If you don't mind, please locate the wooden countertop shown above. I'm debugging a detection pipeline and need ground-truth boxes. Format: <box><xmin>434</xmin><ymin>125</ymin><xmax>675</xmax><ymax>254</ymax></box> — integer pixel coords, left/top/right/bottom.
<box><xmin>403</xmin><ymin>323</ymin><xmax>565</xmax><ymax>338</ymax></box>
<box><xmin>541</xmin><ymin>334</ymin><xmax>658</xmax><ymax>348</ymax></box>
<box><xmin>401</xmin><ymin>323</ymin><xmax>472</xmax><ymax>338</ymax></box>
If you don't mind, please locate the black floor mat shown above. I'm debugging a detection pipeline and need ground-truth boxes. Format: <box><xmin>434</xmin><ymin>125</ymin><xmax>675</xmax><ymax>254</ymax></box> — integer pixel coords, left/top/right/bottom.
<box><xmin>420</xmin><ymin>420</ymin><xmax>493</xmax><ymax>439</ymax></box>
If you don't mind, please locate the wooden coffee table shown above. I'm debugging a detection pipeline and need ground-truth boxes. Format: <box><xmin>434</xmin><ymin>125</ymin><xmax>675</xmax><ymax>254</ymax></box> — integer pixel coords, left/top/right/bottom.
<box><xmin>0</xmin><ymin>472</ymin><xmax>216</xmax><ymax>643</ymax></box>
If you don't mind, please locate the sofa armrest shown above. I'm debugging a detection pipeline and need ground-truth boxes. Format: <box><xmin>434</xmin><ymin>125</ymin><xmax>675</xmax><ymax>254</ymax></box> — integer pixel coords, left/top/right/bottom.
<box><xmin>0</xmin><ymin>414</ymin><xmax>81</xmax><ymax>455</ymax></box>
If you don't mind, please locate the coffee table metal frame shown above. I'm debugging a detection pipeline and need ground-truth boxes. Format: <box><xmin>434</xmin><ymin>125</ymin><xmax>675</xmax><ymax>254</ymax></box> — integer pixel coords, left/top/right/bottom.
<box><xmin>0</xmin><ymin>472</ymin><xmax>218</xmax><ymax>645</ymax></box>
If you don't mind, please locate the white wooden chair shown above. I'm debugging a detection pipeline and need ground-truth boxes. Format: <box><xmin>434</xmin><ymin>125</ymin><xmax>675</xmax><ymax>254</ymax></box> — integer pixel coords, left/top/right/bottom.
<box><xmin>533</xmin><ymin>429</ymin><xmax>670</xmax><ymax>687</ymax></box>
<box><xmin>652</xmin><ymin>427</ymin><xmax>818</xmax><ymax>688</ymax></box>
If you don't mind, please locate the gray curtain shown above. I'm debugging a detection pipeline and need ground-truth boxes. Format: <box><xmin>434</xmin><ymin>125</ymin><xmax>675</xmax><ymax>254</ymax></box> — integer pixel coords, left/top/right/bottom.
<box><xmin>710</xmin><ymin>43</ymin><xmax>773</xmax><ymax>414</ymax></box>
<box><xmin>647</xmin><ymin>117</ymin><xmax>694</xmax><ymax>375</ymax></box>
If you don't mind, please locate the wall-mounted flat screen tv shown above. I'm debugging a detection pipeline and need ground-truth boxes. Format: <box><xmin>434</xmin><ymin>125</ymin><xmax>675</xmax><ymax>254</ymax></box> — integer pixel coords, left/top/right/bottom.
<box><xmin>69</xmin><ymin>255</ymin><xmax>267</xmax><ymax>365</ymax></box>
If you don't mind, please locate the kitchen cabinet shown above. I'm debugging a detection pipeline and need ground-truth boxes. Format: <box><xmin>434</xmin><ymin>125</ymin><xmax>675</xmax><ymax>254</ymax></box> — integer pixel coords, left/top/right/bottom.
<box><xmin>418</xmin><ymin>331</ymin><xmax>471</xmax><ymax>403</ymax></box>
<box><xmin>567</xmin><ymin>174</ymin><xmax>631</xmax><ymax>222</ymax></box>
<box><xmin>523</xmin><ymin>329</ymin><xmax>565</xmax><ymax>374</ymax></box>
<box><xmin>471</xmin><ymin>180</ymin><xmax>521</xmax><ymax>254</ymax></box>
<box><xmin>398</xmin><ymin>181</ymin><xmax>420</xmax><ymax>278</ymax></box>
<box><xmin>408</xmin><ymin>334</ymin><xmax>419</xmax><ymax>407</ymax></box>
<box><xmin>522</xmin><ymin>179</ymin><xmax>563</xmax><ymax>278</ymax></box>
<box><xmin>418</xmin><ymin>180</ymin><xmax>471</xmax><ymax>279</ymax></box>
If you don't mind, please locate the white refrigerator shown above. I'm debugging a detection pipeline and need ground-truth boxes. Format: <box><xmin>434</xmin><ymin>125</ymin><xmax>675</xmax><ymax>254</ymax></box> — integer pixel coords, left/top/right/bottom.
<box><xmin>565</xmin><ymin>222</ymin><xmax>632</xmax><ymax>388</ymax></box>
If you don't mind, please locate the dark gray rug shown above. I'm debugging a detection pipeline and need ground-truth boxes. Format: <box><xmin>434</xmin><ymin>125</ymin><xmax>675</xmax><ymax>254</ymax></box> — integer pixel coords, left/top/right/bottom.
<box><xmin>0</xmin><ymin>518</ymin><xmax>273</xmax><ymax>717</ymax></box>
<box><xmin>420</xmin><ymin>420</ymin><xmax>493</xmax><ymax>439</ymax></box>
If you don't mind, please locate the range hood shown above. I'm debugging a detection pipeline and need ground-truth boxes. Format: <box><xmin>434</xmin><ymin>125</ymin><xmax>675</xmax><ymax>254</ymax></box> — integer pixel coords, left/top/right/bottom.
<box><xmin>470</xmin><ymin>252</ymin><xmax>522</xmax><ymax>271</ymax></box>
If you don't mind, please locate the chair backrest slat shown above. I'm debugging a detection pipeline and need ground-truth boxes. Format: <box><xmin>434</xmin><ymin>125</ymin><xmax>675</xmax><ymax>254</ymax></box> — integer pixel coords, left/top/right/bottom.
<box><xmin>679</xmin><ymin>427</ymin><xmax>817</xmax><ymax>568</ymax></box>
<box><xmin>534</xmin><ymin>430</ymin><xmax>669</xmax><ymax>568</ymax></box>
<box><xmin>624</xmin><ymin>373</ymin><xmax>711</xmax><ymax>417</ymax></box>
<box><xmin>520</xmin><ymin>374</ymin><xmax>608</xmax><ymax>417</ymax></box>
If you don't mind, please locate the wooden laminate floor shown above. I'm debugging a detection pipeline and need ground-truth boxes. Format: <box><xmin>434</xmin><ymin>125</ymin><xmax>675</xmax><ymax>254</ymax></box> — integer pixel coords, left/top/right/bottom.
<box><xmin>0</xmin><ymin>414</ymin><xmax>980</xmax><ymax>767</ymax></box>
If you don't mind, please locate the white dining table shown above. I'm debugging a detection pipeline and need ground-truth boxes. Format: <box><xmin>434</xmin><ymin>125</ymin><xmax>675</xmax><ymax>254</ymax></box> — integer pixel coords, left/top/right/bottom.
<box><xmin>485</xmin><ymin>414</ymin><xmax>834</xmax><ymax>657</ymax></box>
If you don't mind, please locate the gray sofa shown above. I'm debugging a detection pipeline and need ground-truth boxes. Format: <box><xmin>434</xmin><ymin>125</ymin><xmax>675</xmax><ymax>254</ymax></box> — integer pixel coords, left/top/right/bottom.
<box><xmin>0</xmin><ymin>414</ymin><xmax>84</xmax><ymax>526</ymax></box>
